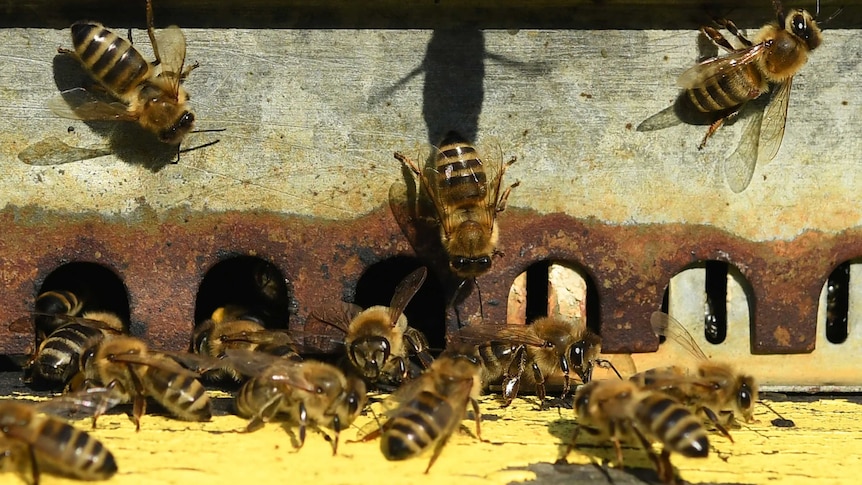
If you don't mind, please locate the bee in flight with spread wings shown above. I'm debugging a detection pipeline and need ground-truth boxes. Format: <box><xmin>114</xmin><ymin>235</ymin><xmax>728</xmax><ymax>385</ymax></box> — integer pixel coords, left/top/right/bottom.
<box><xmin>638</xmin><ymin>0</ymin><xmax>823</xmax><ymax>192</ymax></box>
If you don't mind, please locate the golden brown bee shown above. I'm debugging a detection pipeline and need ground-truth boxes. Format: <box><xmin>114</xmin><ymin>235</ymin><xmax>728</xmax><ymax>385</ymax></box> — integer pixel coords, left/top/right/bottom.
<box><xmin>193</xmin><ymin>305</ymin><xmax>300</xmax><ymax>382</ymax></box>
<box><xmin>639</xmin><ymin>1</ymin><xmax>821</xmax><ymax>192</ymax></box>
<box><xmin>457</xmin><ymin>317</ymin><xmax>635</xmax><ymax>406</ymax></box>
<box><xmin>394</xmin><ymin>132</ymin><xmax>519</xmax><ymax>278</ymax></box>
<box><xmin>0</xmin><ymin>400</ymin><xmax>118</xmax><ymax>484</ymax></box>
<box><xmin>363</xmin><ymin>342</ymin><xmax>484</xmax><ymax>473</ymax></box>
<box><xmin>75</xmin><ymin>335</ymin><xmax>212</xmax><ymax>430</ymax></box>
<box><xmin>311</xmin><ymin>267</ymin><xmax>434</xmax><ymax>385</ymax></box>
<box><xmin>27</xmin><ymin>311</ymin><xmax>125</xmax><ymax>387</ymax></box>
<box><xmin>32</xmin><ymin>290</ymin><xmax>85</xmax><ymax>344</ymax></box>
<box><xmin>223</xmin><ymin>349</ymin><xmax>366</xmax><ymax>455</ymax></box>
<box><xmin>569</xmin><ymin>379</ymin><xmax>709</xmax><ymax>484</ymax></box>
<box><xmin>630</xmin><ymin>312</ymin><xmax>758</xmax><ymax>439</ymax></box>
<box><xmin>51</xmin><ymin>0</ymin><xmax>196</xmax><ymax>146</ymax></box>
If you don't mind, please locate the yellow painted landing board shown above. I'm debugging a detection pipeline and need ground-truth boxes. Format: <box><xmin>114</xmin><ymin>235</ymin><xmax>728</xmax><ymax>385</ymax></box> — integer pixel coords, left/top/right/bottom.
<box><xmin>1</xmin><ymin>390</ymin><xmax>860</xmax><ymax>485</ymax></box>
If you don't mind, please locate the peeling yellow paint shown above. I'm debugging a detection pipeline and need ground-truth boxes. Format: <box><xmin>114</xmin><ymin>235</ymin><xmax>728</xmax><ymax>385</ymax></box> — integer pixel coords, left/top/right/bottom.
<box><xmin>1</xmin><ymin>390</ymin><xmax>857</xmax><ymax>485</ymax></box>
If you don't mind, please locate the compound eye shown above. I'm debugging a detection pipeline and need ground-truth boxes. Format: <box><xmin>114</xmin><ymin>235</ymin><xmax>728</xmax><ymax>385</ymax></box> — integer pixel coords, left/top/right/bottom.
<box><xmin>791</xmin><ymin>13</ymin><xmax>807</xmax><ymax>37</ymax></box>
<box><xmin>451</xmin><ymin>257</ymin><xmax>469</xmax><ymax>271</ymax></box>
<box><xmin>739</xmin><ymin>388</ymin><xmax>753</xmax><ymax>410</ymax></box>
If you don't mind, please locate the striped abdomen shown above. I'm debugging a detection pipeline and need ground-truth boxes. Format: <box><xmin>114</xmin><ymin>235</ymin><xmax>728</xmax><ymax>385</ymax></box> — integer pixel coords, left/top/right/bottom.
<box><xmin>0</xmin><ymin>405</ymin><xmax>117</xmax><ymax>480</ymax></box>
<box><xmin>381</xmin><ymin>390</ymin><xmax>455</xmax><ymax>461</ymax></box>
<box><xmin>33</xmin><ymin>323</ymin><xmax>106</xmax><ymax>384</ymax></box>
<box><xmin>235</xmin><ymin>376</ymin><xmax>285</xmax><ymax>421</ymax></box>
<box><xmin>433</xmin><ymin>131</ymin><xmax>488</xmax><ymax>211</ymax></box>
<box><xmin>70</xmin><ymin>22</ymin><xmax>151</xmax><ymax>99</ymax></box>
<box><xmin>635</xmin><ymin>392</ymin><xmax>709</xmax><ymax>458</ymax></box>
<box><xmin>685</xmin><ymin>65</ymin><xmax>763</xmax><ymax>113</ymax></box>
<box><xmin>34</xmin><ymin>290</ymin><xmax>83</xmax><ymax>341</ymax></box>
<box><xmin>141</xmin><ymin>365</ymin><xmax>212</xmax><ymax>421</ymax></box>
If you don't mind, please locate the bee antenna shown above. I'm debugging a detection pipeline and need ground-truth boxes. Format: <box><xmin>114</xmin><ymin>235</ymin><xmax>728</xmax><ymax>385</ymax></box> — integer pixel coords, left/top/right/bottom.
<box><xmin>819</xmin><ymin>6</ymin><xmax>843</xmax><ymax>25</ymax></box>
<box><xmin>190</xmin><ymin>128</ymin><xmax>227</xmax><ymax>134</ymax></box>
<box><xmin>772</xmin><ymin>0</ymin><xmax>786</xmax><ymax>19</ymax></box>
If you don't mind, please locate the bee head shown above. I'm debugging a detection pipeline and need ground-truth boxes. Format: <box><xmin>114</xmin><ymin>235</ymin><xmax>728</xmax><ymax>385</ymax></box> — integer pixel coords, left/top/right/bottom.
<box><xmin>786</xmin><ymin>9</ymin><xmax>822</xmax><ymax>50</ymax></box>
<box><xmin>349</xmin><ymin>336</ymin><xmax>391</xmax><ymax>379</ymax></box>
<box><xmin>158</xmin><ymin>111</ymin><xmax>196</xmax><ymax>144</ymax></box>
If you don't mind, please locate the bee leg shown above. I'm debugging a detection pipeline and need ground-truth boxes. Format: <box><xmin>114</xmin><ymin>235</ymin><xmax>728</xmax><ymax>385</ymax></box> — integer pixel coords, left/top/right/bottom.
<box><xmin>698</xmin><ymin>116</ymin><xmax>729</xmax><ymax>150</ymax></box>
<box><xmin>564</xmin><ymin>424</ymin><xmax>581</xmax><ymax>457</ymax></box>
<box><xmin>470</xmin><ymin>397</ymin><xmax>484</xmax><ymax>442</ymax></box>
<box><xmin>403</xmin><ymin>327</ymin><xmax>434</xmax><ymax>368</ymax></box>
<box><xmin>495</xmin><ymin>180</ymin><xmax>520</xmax><ymax>213</ymax></box>
<box><xmin>531</xmin><ymin>362</ymin><xmax>547</xmax><ymax>408</ymax></box>
<box><xmin>701</xmin><ymin>407</ymin><xmax>735</xmax><ymax>442</ymax></box>
<box><xmin>126</xmin><ymin>369</ymin><xmax>148</xmax><ymax>432</ymax></box>
<box><xmin>700</xmin><ymin>26</ymin><xmax>737</xmax><ymax>53</ymax></box>
<box><xmin>501</xmin><ymin>346</ymin><xmax>527</xmax><ymax>407</ymax></box>
<box><xmin>57</xmin><ymin>46</ymin><xmax>74</xmax><ymax>55</ymax></box>
<box><xmin>27</xmin><ymin>444</ymin><xmax>40</xmax><ymax>485</ymax></box>
<box><xmin>297</xmin><ymin>402</ymin><xmax>308</xmax><ymax>448</ymax></box>
<box><xmin>145</xmin><ymin>0</ymin><xmax>163</xmax><ymax>66</ymax></box>
<box><xmin>330</xmin><ymin>417</ymin><xmax>341</xmax><ymax>456</ymax></box>
<box><xmin>92</xmin><ymin>379</ymin><xmax>124</xmax><ymax>429</ymax></box>
<box><xmin>181</xmin><ymin>61</ymin><xmax>200</xmax><ymax>79</ymax></box>
<box><xmin>245</xmin><ymin>394</ymin><xmax>283</xmax><ymax>433</ymax></box>
<box><xmin>423</xmin><ymin>434</ymin><xmax>453</xmax><ymax>474</ymax></box>
<box><xmin>715</xmin><ymin>18</ymin><xmax>752</xmax><ymax>47</ymax></box>
<box><xmin>632</xmin><ymin>427</ymin><xmax>673</xmax><ymax>483</ymax></box>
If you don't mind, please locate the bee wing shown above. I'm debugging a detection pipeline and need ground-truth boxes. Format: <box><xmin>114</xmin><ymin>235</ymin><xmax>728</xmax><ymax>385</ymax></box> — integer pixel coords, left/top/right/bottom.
<box><xmin>35</xmin><ymin>386</ymin><xmax>126</xmax><ymax>418</ymax></box>
<box><xmin>387</xmin><ymin>266</ymin><xmax>427</xmax><ymax>325</ymax></box>
<box><xmin>220</xmin><ymin>349</ymin><xmax>316</xmax><ymax>392</ymax></box>
<box><xmin>108</xmin><ymin>351</ymin><xmax>203</xmax><ymax>377</ymax></box>
<box><xmin>28</xmin><ymin>313</ymin><xmax>122</xmax><ymax>333</ymax></box>
<box><xmin>636</xmin><ymin>104</ymin><xmax>682</xmax><ymax>132</ymax></box>
<box><xmin>48</xmin><ymin>88</ymin><xmax>136</xmax><ymax>121</ymax></box>
<box><xmin>757</xmin><ymin>78</ymin><xmax>792</xmax><ymax>163</ymax></box>
<box><xmin>724</xmin><ymin>106</ymin><xmax>764</xmax><ymax>193</ymax></box>
<box><xmin>650</xmin><ymin>311</ymin><xmax>709</xmax><ymax>362</ymax></box>
<box><xmin>456</xmin><ymin>323</ymin><xmax>546</xmax><ymax>348</ymax></box>
<box><xmin>308</xmin><ymin>302</ymin><xmax>362</xmax><ymax>334</ymax></box>
<box><xmin>483</xmin><ymin>139</ymin><xmax>513</xmax><ymax>223</ymax></box>
<box><xmin>17</xmin><ymin>137</ymin><xmax>113</xmax><ymax>166</ymax></box>
<box><xmin>677</xmin><ymin>43</ymin><xmax>767</xmax><ymax>90</ymax></box>
<box><xmin>152</xmin><ymin>25</ymin><xmax>187</xmax><ymax>93</ymax></box>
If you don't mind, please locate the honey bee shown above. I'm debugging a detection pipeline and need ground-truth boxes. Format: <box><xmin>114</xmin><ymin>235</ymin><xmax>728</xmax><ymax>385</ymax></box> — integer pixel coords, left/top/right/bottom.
<box><xmin>569</xmin><ymin>379</ymin><xmax>709</xmax><ymax>484</ymax></box>
<box><xmin>457</xmin><ymin>317</ymin><xmax>635</xmax><ymax>406</ymax></box>
<box><xmin>311</xmin><ymin>267</ymin><xmax>434</xmax><ymax>385</ymax></box>
<box><xmin>193</xmin><ymin>305</ymin><xmax>300</xmax><ymax>382</ymax></box>
<box><xmin>32</xmin><ymin>290</ymin><xmax>85</xmax><ymax>343</ymax></box>
<box><xmin>0</xmin><ymin>399</ymin><xmax>118</xmax><ymax>484</ymax></box>
<box><xmin>638</xmin><ymin>1</ymin><xmax>822</xmax><ymax>192</ymax></box>
<box><xmin>363</xmin><ymin>342</ymin><xmax>484</xmax><ymax>473</ymax></box>
<box><xmin>394</xmin><ymin>131</ymin><xmax>519</xmax><ymax>279</ymax></box>
<box><xmin>51</xmin><ymin>0</ymin><xmax>197</xmax><ymax>148</ymax></box>
<box><xmin>75</xmin><ymin>335</ymin><xmax>212</xmax><ymax>430</ymax></box>
<box><xmin>27</xmin><ymin>311</ymin><xmax>125</xmax><ymax>387</ymax></box>
<box><xmin>629</xmin><ymin>311</ymin><xmax>758</xmax><ymax>439</ymax></box>
<box><xmin>223</xmin><ymin>349</ymin><xmax>366</xmax><ymax>455</ymax></box>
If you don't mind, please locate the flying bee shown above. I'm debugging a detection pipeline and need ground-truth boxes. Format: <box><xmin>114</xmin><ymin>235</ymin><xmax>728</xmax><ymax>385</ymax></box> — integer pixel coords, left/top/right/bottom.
<box><xmin>637</xmin><ymin>1</ymin><xmax>822</xmax><ymax>192</ymax></box>
<box><xmin>26</xmin><ymin>311</ymin><xmax>125</xmax><ymax>387</ymax></box>
<box><xmin>193</xmin><ymin>305</ymin><xmax>301</xmax><ymax>382</ymax></box>
<box><xmin>457</xmin><ymin>317</ymin><xmax>635</xmax><ymax>407</ymax></box>
<box><xmin>50</xmin><ymin>0</ymin><xmax>198</xmax><ymax>150</ymax></box>
<box><xmin>0</xmin><ymin>399</ymin><xmax>118</xmax><ymax>484</ymax></box>
<box><xmin>361</xmin><ymin>342</ymin><xmax>484</xmax><ymax>473</ymax></box>
<box><xmin>569</xmin><ymin>379</ymin><xmax>709</xmax><ymax>484</ymax></box>
<box><xmin>74</xmin><ymin>335</ymin><xmax>212</xmax><ymax>430</ymax></box>
<box><xmin>629</xmin><ymin>311</ymin><xmax>758</xmax><ymax>439</ymax></box>
<box><xmin>394</xmin><ymin>131</ymin><xmax>519</xmax><ymax>279</ymax></box>
<box><xmin>222</xmin><ymin>349</ymin><xmax>366</xmax><ymax>455</ymax></box>
<box><xmin>311</xmin><ymin>267</ymin><xmax>434</xmax><ymax>386</ymax></box>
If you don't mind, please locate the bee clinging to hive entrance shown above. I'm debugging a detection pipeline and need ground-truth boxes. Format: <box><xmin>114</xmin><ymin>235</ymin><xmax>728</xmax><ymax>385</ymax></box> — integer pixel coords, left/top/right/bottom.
<box><xmin>394</xmin><ymin>131</ymin><xmax>519</xmax><ymax>296</ymax></box>
<box><xmin>0</xmin><ymin>399</ymin><xmax>118</xmax><ymax>484</ymax></box>
<box><xmin>637</xmin><ymin>0</ymin><xmax>822</xmax><ymax>192</ymax></box>
<box><xmin>50</xmin><ymin>0</ymin><xmax>210</xmax><ymax>161</ymax></box>
<box><xmin>568</xmin><ymin>379</ymin><xmax>710</xmax><ymax>484</ymax></box>
<box><xmin>311</xmin><ymin>266</ymin><xmax>434</xmax><ymax>386</ymax></box>
<box><xmin>629</xmin><ymin>312</ymin><xmax>759</xmax><ymax>439</ymax></box>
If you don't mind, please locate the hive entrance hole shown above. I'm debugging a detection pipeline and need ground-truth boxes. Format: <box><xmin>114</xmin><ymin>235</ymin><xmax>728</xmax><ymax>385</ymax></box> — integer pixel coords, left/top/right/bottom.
<box><xmin>665</xmin><ymin>261</ymin><xmax>752</xmax><ymax>347</ymax></box>
<box><xmin>194</xmin><ymin>256</ymin><xmax>292</xmax><ymax>329</ymax></box>
<box><xmin>37</xmin><ymin>262</ymin><xmax>131</xmax><ymax>332</ymax></box>
<box><xmin>823</xmin><ymin>261</ymin><xmax>851</xmax><ymax>344</ymax></box>
<box><xmin>507</xmin><ymin>260</ymin><xmax>599</xmax><ymax>334</ymax></box>
<box><xmin>353</xmin><ymin>257</ymin><xmax>446</xmax><ymax>353</ymax></box>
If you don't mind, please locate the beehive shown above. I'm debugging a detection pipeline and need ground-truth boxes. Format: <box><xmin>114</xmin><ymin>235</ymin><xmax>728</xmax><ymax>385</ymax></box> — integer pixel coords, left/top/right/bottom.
<box><xmin>1</xmin><ymin>1</ymin><xmax>861</xmax><ymax>482</ymax></box>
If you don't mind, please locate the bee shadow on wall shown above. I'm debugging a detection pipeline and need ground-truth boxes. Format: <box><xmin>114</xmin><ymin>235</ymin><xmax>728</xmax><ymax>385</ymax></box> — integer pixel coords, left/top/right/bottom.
<box><xmin>50</xmin><ymin>53</ymin><xmax>181</xmax><ymax>172</ymax></box>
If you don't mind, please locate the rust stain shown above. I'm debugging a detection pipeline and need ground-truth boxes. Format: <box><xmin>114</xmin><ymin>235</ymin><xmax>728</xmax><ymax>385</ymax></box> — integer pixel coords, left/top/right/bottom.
<box><xmin>0</xmin><ymin>205</ymin><xmax>860</xmax><ymax>357</ymax></box>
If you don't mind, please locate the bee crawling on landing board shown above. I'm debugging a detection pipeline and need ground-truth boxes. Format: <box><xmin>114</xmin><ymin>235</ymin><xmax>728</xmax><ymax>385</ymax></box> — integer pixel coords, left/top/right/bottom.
<box><xmin>637</xmin><ymin>0</ymin><xmax>823</xmax><ymax>192</ymax></box>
